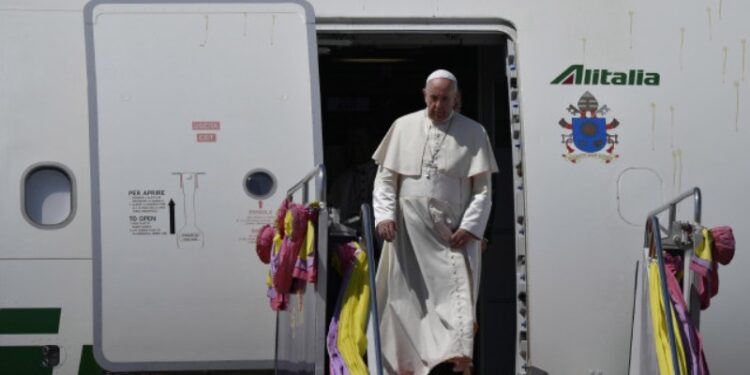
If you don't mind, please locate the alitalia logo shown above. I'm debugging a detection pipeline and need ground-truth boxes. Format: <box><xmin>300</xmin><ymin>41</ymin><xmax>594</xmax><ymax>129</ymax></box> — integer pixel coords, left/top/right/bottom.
<box><xmin>551</xmin><ymin>64</ymin><xmax>660</xmax><ymax>86</ymax></box>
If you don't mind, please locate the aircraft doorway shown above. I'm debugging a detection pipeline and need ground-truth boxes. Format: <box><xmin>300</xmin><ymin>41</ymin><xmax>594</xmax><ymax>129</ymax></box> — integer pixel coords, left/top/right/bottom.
<box><xmin>318</xmin><ymin>30</ymin><xmax>517</xmax><ymax>374</ymax></box>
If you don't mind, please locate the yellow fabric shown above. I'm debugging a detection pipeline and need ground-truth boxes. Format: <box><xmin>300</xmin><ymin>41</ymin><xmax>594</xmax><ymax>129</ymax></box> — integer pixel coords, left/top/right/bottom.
<box><xmin>301</xmin><ymin>202</ymin><xmax>319</xmax><ymax>264</ymax></box>
<box><xmin>284</xmin><ymin>210</ymin><xmax>293</xmax><ymax>240</ymax></box>
<box><xmin>300</xmin><ymin>201</ymin><xmax>318</xmax><ymax>265</ymax></box>
<box><xmin>337</xmin><ymin>243</ymin><xmax>371</xmax><ymax>375</ymax></box>
<box><xmin>300</xmin><ymin>220</ymin><xmax>315</xmax><ymax>261</ymax></box>
<box><xmin>273</xmin><ymin>233</ymin><xmax>283</xmax><ymax>256</ymax></box>
<box><xmin>648</xmin><ymin>260</ymin><xmax>688</xmax><ymax>375</ymax></box>
<box><xmin>695</xmin><ymin>228</ymin><xmax>713</xmax><ymax>262</ymax></box>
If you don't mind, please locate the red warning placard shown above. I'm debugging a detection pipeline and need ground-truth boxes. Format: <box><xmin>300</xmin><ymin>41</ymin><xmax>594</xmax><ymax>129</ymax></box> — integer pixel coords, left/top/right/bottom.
<box><xmin>197</xmin><ymin>133</ymin><xmax>217</xmax><ymax>142</ymax></box>
<box><xmin>192</xmin><ymin>121</ymin><xmax>220</xmax><ymax>130</ymax></box>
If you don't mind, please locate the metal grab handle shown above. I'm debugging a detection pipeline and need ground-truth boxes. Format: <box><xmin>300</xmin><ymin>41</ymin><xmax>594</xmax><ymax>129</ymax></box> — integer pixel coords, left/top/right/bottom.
<box><xmin>360</xmin><ymin>203</ymin><xmax>384</xmax><ymax>375</ymax></box>
<box><xmin>286</xmin><ymin>164</ymin><xmax>327</xmax><ymax>204</ymax></box>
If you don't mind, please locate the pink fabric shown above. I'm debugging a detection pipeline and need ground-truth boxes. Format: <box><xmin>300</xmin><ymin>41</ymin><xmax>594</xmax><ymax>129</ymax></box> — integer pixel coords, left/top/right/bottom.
<box><xmin>690</xmin><ymin>257</ymin><xmax>713</xmax><ymax>310</ymax></box>
<box><xmin>275</xmin><ymin>199</ymin><xmax>290</xmax><ymax>237</ymax></box>
<box><xmin>267</xmin><ymin>200</ymin><xmax>290</xmax><ymax>311</ymax></box>
<box><xmin>293</xmin><ymin>206</ymin><xmax>319</xmax><ymax>284</ymax></box>
<box><xmin>691</xmin><ymin>225</ymin><xmax>735</xmax><ymax>311</ymax></box>
<box><xmin>265</xmin><ymin>201</ymin><xmax>320</xmax><ymax>311</ymax></box>
<box><xmin>691</xmin><ymin>231</ymin><xmax>730</xmax><ymax>310</ymax></box>
<box><xmin>710</xmin><ymin>261</ymin><xmax>719</xmax><ymax>298</ymax></box>
<box><xmin>711</xmin><ymin>226</ymin><xmax>736</xmax><ymax>265</ymax></box>
<box><xmin>267</xmin><ymin>286</ymin><xmax>289</xmax><ymax>311</ymax></box>
<box><xmin>665</xmin><ymin>254</ymin><xmax>711</xmax><ymax>375</ymax></box>
<box><xmin>255</xmin><ymin>224</ymin><xmax>274</xmax><ymax>264</ymax></box>
<box><xmin>273</xmin><ymin>241</ymin><xmax>298</xmax><ymax>295</ymax></box>
<box><xmin>290</xmin><ymin>204</ymin><xmax>308</xmax><ymax>240</ymax></box>
<box><xmin>328</xmin><ymin>316</ymin><xmax>348</xmax><ymax>375</ymax></box>
<box><xmin>273</xmin><ymin>204</ymin><xmax>309</xmax><ymax>295</ymax></box>
<box><xmin>293</xmin><ymin>257</ymin><xmax>316</xmax><ymax>283</ymax></box>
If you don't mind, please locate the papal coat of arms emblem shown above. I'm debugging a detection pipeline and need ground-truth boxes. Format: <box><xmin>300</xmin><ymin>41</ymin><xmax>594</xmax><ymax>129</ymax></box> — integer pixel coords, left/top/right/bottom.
<box><xmin>559</xmin><ymin>91</ymin><xmax>620</xmax><ymax>163</ymax></box>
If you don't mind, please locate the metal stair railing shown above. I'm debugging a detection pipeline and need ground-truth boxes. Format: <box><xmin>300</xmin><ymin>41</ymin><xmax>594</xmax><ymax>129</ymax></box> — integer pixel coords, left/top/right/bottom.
<box><xmin>276</xmin><ymin>164</ymin><xmax>328</xmax><ymax>375</ymax></box>
<box><xmin>643</xmin><ymin>187</ymin><xmax>702</xmax><ymax>375</ymax></box>
<box><xmin>360</xmin><ymin>203</ymin><xmax>383</xmax><ymax>375</ymax></box>
<box><xmin>286</xmin><ymin>164</ymin><xmax>327</xmax><ymax>204</ymax></box>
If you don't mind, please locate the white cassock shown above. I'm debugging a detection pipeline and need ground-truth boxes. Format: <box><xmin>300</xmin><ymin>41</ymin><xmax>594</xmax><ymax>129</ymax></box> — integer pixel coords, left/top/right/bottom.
<box><xmin>372</xmin><ymin>109</ymin><xmax>499</xmax><ymax>375</ymax></box>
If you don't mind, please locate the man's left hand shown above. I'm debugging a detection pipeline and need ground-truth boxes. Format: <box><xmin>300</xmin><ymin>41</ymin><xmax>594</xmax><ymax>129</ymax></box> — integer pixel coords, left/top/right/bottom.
<box><xmin>450</xmin><ymin>229</ymin><xmax>479</xmax><ymax>249</ymax></box>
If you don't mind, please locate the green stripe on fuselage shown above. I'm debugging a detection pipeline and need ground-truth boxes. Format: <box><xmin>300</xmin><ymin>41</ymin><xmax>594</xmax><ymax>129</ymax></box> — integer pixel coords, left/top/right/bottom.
<box><xmin>78</xmin><ymin>345</ymin><xmax>103</xmax><ymax>375</ymax></box>
<box><xmin>0</xmin><ymin>347</ymin><xmax>53</xmax><ymax>375</ymax></box>
<box><xmin>0</xmin><ymin>308</ymin><xmax>61</xmax><ymax>334</ymax></box>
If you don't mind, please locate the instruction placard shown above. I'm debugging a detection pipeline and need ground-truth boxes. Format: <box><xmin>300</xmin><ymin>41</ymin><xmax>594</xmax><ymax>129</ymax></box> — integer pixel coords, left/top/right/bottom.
<box><xmin>128</xmin><ymin>189</ymin><xmax>167</xmax><ymax>236</ymax></box>
<box><xmin>238</xmin><ymin>208</ymin><xmax>275</xmax><ymax>244</ymax></box>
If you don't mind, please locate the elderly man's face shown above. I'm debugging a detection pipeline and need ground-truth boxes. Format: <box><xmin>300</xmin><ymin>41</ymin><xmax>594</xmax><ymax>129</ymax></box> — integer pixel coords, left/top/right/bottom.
<box><xmin>423</xmin><ymin>78</ymin><xmax>458</xmax><ymax>122</ymax></box>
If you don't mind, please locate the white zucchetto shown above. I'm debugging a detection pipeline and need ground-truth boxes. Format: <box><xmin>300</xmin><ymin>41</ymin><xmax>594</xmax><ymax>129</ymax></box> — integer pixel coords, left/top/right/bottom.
<box><xmin>426</xmin><ymin>69</ymin><xmax>458</xmax><ymax>85</ymax></box>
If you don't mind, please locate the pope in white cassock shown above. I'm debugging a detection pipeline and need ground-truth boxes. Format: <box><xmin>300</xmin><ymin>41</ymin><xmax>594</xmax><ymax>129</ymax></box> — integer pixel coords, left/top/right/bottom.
<box><xmin>372</xmin><ymin>69</ymin><xmax>499</xmax><ymax>375</ymax></box>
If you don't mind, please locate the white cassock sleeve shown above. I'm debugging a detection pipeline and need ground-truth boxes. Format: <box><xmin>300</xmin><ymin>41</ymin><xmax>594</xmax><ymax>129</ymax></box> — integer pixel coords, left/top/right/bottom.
<box><xmin>373</xmin><ymin>165</ymin><xmax>398</xmax><ymax>227</ymax></box>
<box><xmin>459</xmin><ymin>172</ymin><xmax>492</xmax><ymax>239</ymax></box>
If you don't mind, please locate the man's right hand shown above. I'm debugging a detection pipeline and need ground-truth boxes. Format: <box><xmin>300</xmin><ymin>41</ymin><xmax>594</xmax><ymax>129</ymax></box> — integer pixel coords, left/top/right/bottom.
<box><xmin>376</xmin><ymin>220</ymin><xmax>397</xmax><ymax>242</ymax></box>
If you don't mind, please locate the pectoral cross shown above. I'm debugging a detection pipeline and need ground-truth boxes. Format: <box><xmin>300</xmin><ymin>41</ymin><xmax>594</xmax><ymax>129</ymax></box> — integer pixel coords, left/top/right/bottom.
<box><xmin>425</xmin><ymin>162</ymin><xmax>438</xmax><ymax>179</ymax></box>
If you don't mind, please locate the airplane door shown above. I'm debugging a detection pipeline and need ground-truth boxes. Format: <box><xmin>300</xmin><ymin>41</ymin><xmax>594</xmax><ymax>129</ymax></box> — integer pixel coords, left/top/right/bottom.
<box><xmin>84</xmin><ymin>0</ymin><xmax>321</xmax><ymax>371</ymax></box>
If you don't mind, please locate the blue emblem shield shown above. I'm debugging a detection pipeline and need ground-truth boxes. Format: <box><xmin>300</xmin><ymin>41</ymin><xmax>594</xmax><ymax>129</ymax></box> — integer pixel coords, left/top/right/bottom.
<box><xmin>572</xmin><ymin>117</ymin><xmax>607</xmax><ymax>153</ymax></box>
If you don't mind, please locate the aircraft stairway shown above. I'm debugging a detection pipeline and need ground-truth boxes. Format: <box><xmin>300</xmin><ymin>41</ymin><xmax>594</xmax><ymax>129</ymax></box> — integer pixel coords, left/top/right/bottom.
<box><xmin>273</xmin><ymin>165</ymin><xmax>385</xmax><ymax>375</ymax></box>
<box><xmin>628</xmin><ymin>188</ymin><xmax>709</xmax><ymax>375</ymax></box>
